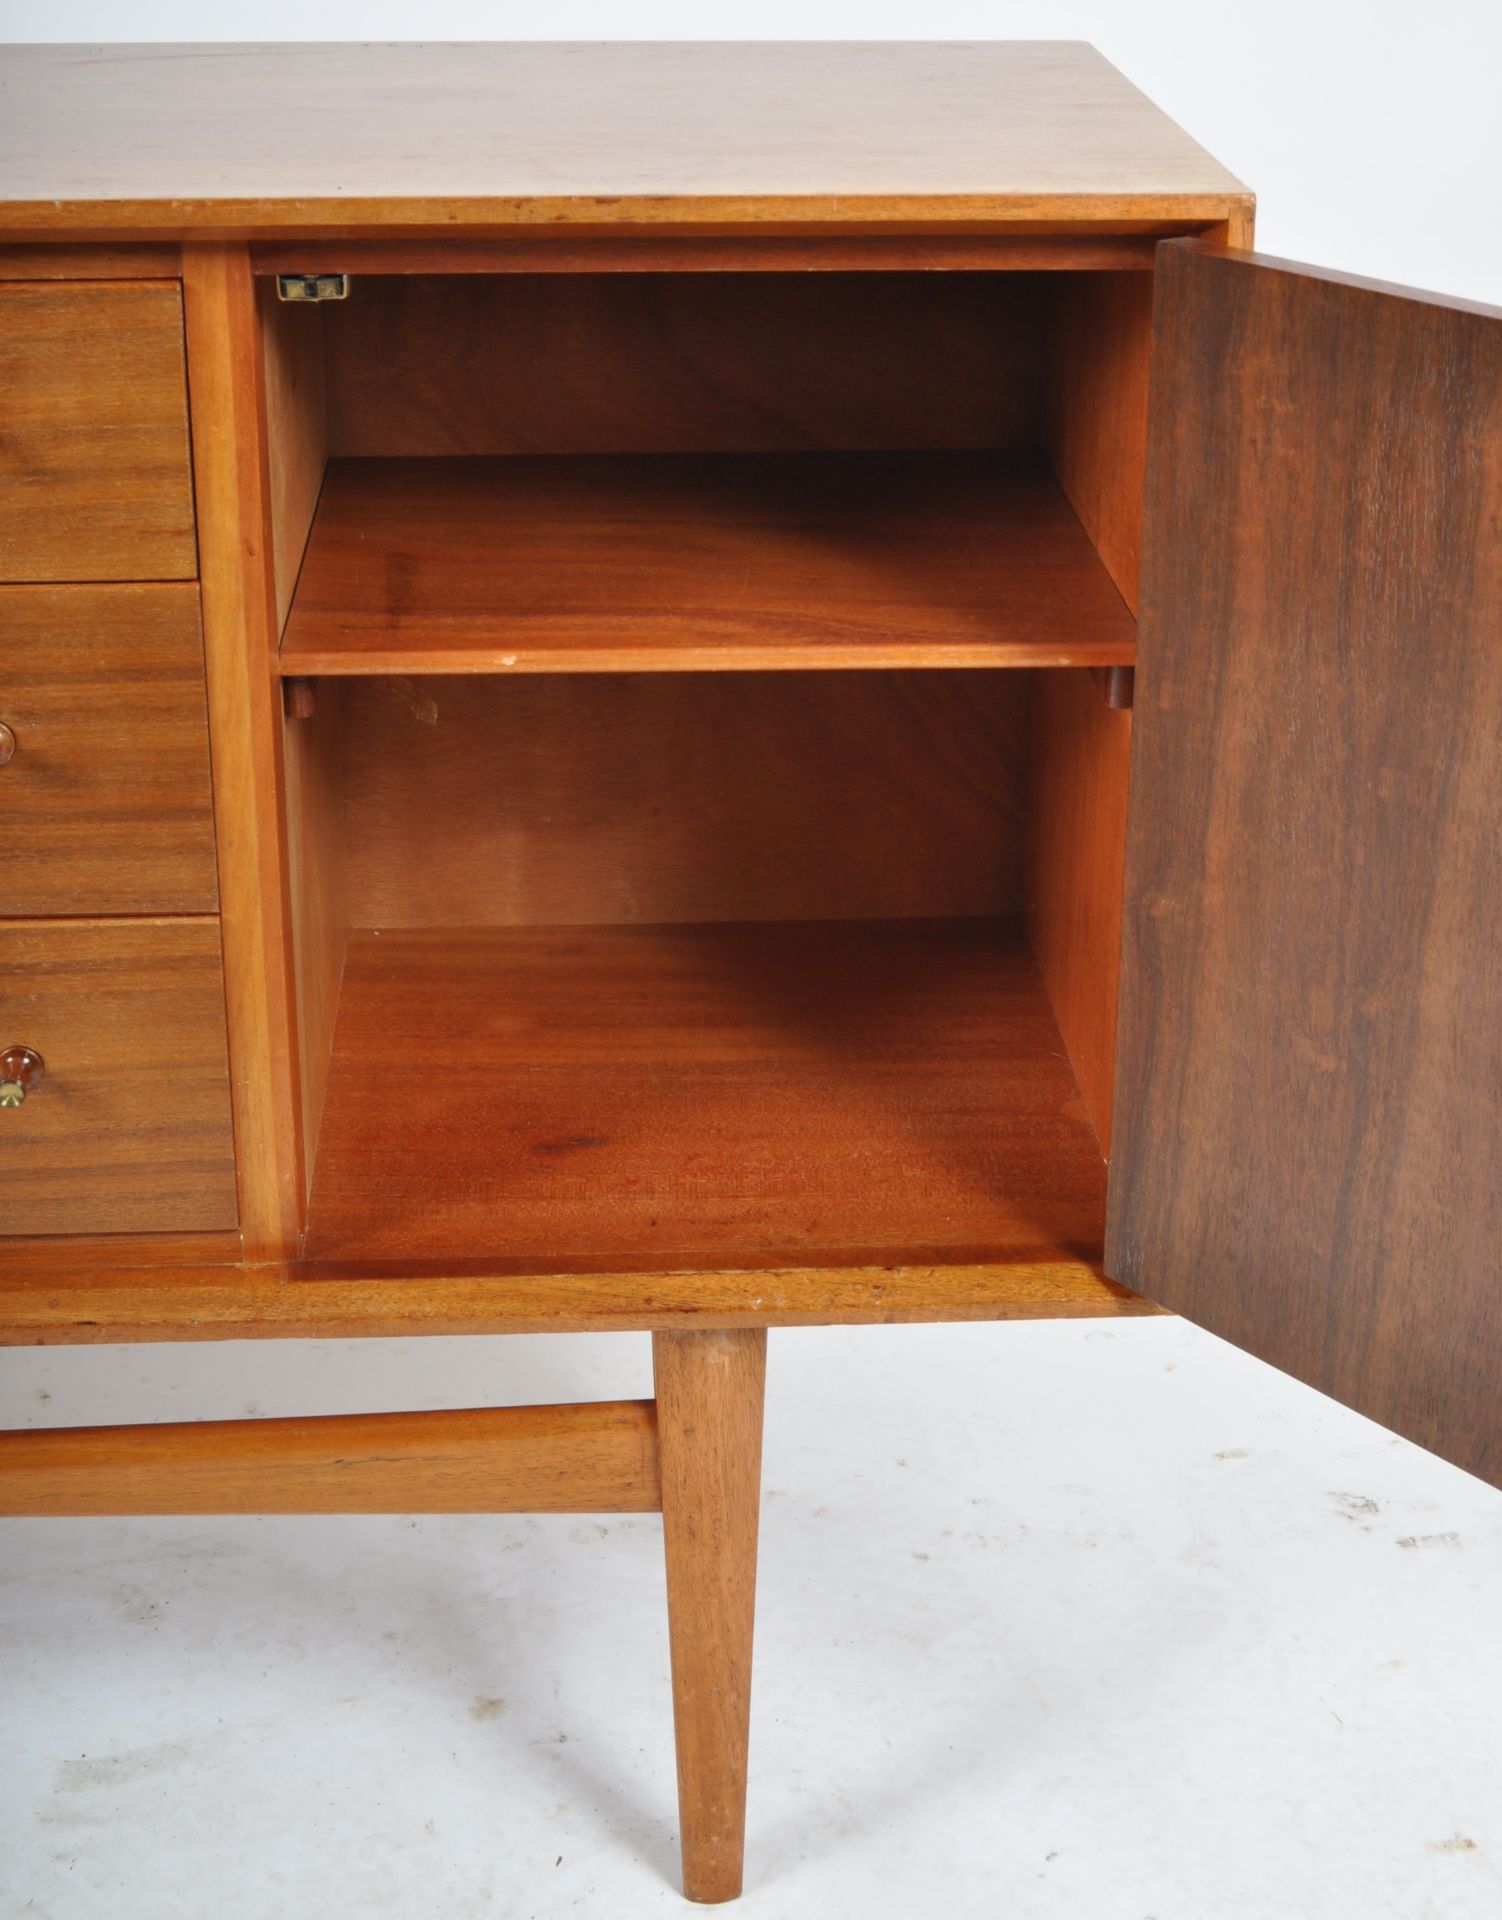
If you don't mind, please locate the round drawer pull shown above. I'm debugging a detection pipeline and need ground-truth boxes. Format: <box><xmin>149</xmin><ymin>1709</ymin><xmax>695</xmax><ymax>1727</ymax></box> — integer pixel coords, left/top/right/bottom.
<box><xmin>0</xmin><ymin>1046</ymin><xmax>44</xmax><ymax>1108</ymax></box>
<box><xmin>0</xmin><ymin>721</ymin><xmax>16</xmax><ymax>766</ymax></box>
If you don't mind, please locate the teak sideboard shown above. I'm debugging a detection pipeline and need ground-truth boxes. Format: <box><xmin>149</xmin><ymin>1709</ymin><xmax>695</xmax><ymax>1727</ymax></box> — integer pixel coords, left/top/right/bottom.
<box><xmin>1</xmin><ymin>41</ymin><xmax>1498</xmax><ymax>1903</ymax></box>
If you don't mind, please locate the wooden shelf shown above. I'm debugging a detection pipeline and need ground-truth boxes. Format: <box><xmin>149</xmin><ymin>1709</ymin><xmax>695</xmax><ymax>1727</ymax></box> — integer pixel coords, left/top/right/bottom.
<box><xmin>280</xmin><ymin>452</ymin><xmax>1137</xmax><ymax>675</ymax></box>
<box><xmin>302</xmin><ymin>918</ymin><xmax>1109</xmax><ymax>1275</ymax></box>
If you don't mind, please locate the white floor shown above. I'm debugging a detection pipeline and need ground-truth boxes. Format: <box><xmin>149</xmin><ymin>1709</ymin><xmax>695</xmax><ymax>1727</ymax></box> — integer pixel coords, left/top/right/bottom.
<box><xmin>2</xmin><ymin>1317</ymin><xmax>1499</xmax><ymax>1919</ymax></box>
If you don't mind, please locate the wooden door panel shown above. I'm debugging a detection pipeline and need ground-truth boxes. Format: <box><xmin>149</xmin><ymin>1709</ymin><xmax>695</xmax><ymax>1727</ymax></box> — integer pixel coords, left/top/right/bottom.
<box><xmin>1109</xmin><ymin>244</ymin><xmax>1502</xmax><ymax>1484</ymax></box>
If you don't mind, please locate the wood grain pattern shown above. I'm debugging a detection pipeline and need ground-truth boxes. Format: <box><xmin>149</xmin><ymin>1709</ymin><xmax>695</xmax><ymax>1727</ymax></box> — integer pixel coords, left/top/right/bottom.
<box><xmin>258</xmin><ymin>278</ymin><xmax>328</xmax><ymax>633</ymax></box>
<box><xmin>281</xmin><ymin>682</ymin><xmax>346</xmax><ymax>1204</ymax></box>
<box><xmin>0</xmin><ymin>1230</ymin><xmax>243</xmax><ymax>1273</ymax></box>
<box><xmin>322</xmin><ymin>272</ymin><xmax>1045</xmax><ymax>459</ymax></box>
<box><xmin>259</xmin><ymin>235</ymin><xmax>1159</xmax><ymax>276</ymax></box>
<box><xmin>0</xmin><ymin>281</ymin><xmax>195</xmax><ymax>583</ymax></box>
<box><xmin>0</xmin><ymin>44</ymin><xmax>1248</xmax><ymax>239</ymax></box>
<box><xmin>182</xmin><ymin>243</ymin><xmax>306</xmax><ymax>1254</ymax></box>
<box><xmin>0</xmin><ymin>1258</ymin><xmax>1148</xmax><ymax>1345</ymax></box>
<box><xmin>1220</xmin><ymin>203</ymin><xmax>1257</xmax><ymax>251</ymax></box>
<box><xmin>655</xmin><ymin>1328</ymin><xmax>766</xmax><ymax>1904</ymax></box>
<box><xmin>1025</xmin><ymin>671</ymin><xmax>1132</xmax><ymax>1155</ymax></box>
<box><xmin>0</xmin><ymin>585</ymin><xmax>218</xmax><ymax>915</ymax></box>
<box><xmin>0</xmin><ymin>918</ymin><xmax>237</xmax><ymax>1237</ymax></box>
<box><xmin>339</xmin><ymin>672</ymin><xmax>1026</xmax><ymax>929</ymax></box>
<box><xmin>281</xmin><ymin>455</ymin><xmax>1137</xmax><ymax>675</ymax></box>
<box><xmin>0</xmin><ymin>1399</ymin><xmax>661</xmax><ymax>1515</ymax></box>
<box><xmin>1047</xmin><ymin>270</ymin><xmax>1155</xmax><ymax>610</ymax></box>
<box><xmin>1028</xmin><ymin>267</ymin><xmax>1185</xmax><ymax>1153</ymax></box>
<box><xmin>1109</xmin><ymin>244</ymin><xmax>1502</xmax><ymax>1487</ymax></box>
<box><xmin>0</xmin><ymin>244</ymin><xmax>181</xmax><ymax>278</ymax></box>
<box><xmin>303</xmin><ymin>921</ymin><xmax>1107</xmax><ymax>1272</ymax></box>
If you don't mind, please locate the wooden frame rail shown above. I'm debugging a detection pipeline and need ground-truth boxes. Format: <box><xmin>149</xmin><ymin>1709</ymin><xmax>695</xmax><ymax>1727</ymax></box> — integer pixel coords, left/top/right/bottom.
<box><xmin>0</xmin><ymin>1254</ymin><xmax>1152</xmax><ymax>1347</ymax></box>
<box><xmin>249</xmin><ymin>234</ymin><xmax>1165</xmax><ymax>277</ymax></box>
<box><xmin>2</xmin><ymin>1342</ymin><xmax>768</xmax><ymax>1901</ymax></box>
<box><xmin>0</xmin><ymin>1399</ymin><xmax>661</xmax><ymax>1516</ymax></box>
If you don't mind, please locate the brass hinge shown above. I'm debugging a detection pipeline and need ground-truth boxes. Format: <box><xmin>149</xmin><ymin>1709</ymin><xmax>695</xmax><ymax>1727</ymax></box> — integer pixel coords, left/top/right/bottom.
<box><xmin>275</xmin><ymin>273</ymin><xmax>350</xmax><ymax>304</ymax></box>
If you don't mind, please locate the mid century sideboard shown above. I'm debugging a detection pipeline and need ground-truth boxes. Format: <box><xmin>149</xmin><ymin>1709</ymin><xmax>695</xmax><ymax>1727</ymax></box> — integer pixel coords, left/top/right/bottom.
<box><xmin>0</xmin><ymin>41</ymin><xmax>1497</xmax><ymax>1904</ymax></box>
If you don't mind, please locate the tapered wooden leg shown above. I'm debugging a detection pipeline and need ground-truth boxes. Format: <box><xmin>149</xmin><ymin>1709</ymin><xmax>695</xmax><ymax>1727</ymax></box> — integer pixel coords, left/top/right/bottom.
<box><xmin>653</xmin><ymin>1328</ymin><xmax>767</xmax><ymax>1904</ymax></box>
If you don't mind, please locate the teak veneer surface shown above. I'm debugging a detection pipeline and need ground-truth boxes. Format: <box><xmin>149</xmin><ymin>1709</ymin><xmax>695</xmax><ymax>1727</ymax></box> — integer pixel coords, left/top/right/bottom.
<box><xmin>1025</xmin><ymin>669</ymin><xmax>1132</xmax><ymax>1155</ymax></box>
<box><xmin>0</xmin><ymin>585</ymin><xmax>218</xmax><ymax>915</ymax></box>
<box><xmin>182</xmin><ymin>244</ymin><xmax>308</xmax><ymax>1255</ymax></box>
<box><xmin>0</xmin><ymin>280</ymin><xmax>196</xmax><ymax>583</ymax></box>
<box><xmin>303</xmin><ymin>919</ymin><xmax>1108</xmax><ymax>1273</ymax></box>
<box><xmin>338</xmin><ymin>671</ymin><xmax>1026</xmax><ymax>930</ymax></box>
<box><xmin>0</xmin><ymin>1401</ymin><xmax>662</xmax><ymax>1516</ymax></box>
<box><xmin>0</xmin><ymin>1257</ymin><xmax>1147</xmax><ymax>1347</ymax></box>
<box><xmin>281</xmin><ymin>454</ymin><xmax>1137</xmax><ymax>674</ymax></box>
<box><xmin>0</xmin><ymin>919</ymin><xmax>238</xmax><ymax>1237</ymax></box>
<box><xmin>0</xmin><ymin>43</ymin><xmax>1248</xmax><ymax>238</ymax></box>
<box><xmin>320</xmin><ymin>272</ymin><xmax>1047</xmax><ymax>461</ymax></box>
<box><xmin>1110</xmin><ymin>245</ymin><xmax>1502</xmax><ymax>1488</ymax></box>
<box><xmin>259</xmin><ymin>235</ymin><xmax>1161</xmax><ymax>276</ymax></box>
<box><xmin>655</xmin><ymin>1329</ymin><xmax>766</xmax><ymax>1903</ymax></box>
<box><xmin>0</xmin><ymin>243</ymin><xmax>183</xmax><ymax>279</ymax></box>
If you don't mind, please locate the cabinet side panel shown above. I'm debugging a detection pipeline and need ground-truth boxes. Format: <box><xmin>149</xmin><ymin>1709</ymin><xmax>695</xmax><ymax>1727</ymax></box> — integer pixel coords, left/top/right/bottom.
<box><xmin>1032</xmin><ymin>272</ymin><xmax>1146</xmax><ymax>1154</ymax></box>
<box><xmin>1046</xmin><ymin>271</ymin><xmax>1153</xmax><ymax>611</ymax></box>
<box><xmin>282</xmin><ymin>687</ymin><xmax>347</xmax><ymax>1202</ymax></box>
<box><xmin>1111</xmin><ymin>245</ymin><xmax>1502</xmax><ymax>1486</ymax></box>
<box><xmin>1025</xmin><ymin>671</ymin><xmax>1131</xmax><ymax>1155</ymax></box>
<box><xmin>258</xmin><ymin>282</ymin><xmax>329</xmax><ymax>634</ymax></box>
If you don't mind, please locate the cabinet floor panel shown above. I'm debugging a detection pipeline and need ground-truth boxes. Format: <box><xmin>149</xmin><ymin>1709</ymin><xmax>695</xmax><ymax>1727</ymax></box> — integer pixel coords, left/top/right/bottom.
<box><xmin>302</xmin><ymin>919</ymin><xmax>1108</xmax><ymax>1274</ymax></box>
<box><xmin>279</xmin><ymin>452</ymin><xmax>1137</xmax><ymax>675</ymax></box>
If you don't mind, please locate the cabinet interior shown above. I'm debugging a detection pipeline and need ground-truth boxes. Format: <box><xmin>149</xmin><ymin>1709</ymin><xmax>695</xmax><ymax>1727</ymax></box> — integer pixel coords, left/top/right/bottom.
<box><xmin>262</xmin><ymin>266</ymin><xmax>1148</xmax><ymax>1273</ymax></box>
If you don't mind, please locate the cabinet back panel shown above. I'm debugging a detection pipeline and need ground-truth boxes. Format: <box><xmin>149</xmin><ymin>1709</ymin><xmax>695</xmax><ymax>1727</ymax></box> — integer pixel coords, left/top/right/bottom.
<box><xmin>339</xmin><ymin>671</ymin><xmax>1026</xmax><ymax>928</ymax></box>
<box><xmin>322</xmin><ymin>273</ymin><xmax>1046</xmax><ymax>457</ymax></box>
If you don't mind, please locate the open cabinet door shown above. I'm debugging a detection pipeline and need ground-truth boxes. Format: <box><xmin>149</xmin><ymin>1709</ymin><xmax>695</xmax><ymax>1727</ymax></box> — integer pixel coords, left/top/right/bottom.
<box><xmin>1108</xmin><ymin>242</ymin><xmax>1502</xmax><ymax>1485</ymax></box>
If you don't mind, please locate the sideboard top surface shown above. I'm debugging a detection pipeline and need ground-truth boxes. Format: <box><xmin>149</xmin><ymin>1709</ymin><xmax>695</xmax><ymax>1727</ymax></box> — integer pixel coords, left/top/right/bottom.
<box><xmin>0</xmin><ymin>41</ymin><xmax>1248</xmax><ymax>239</ymax></box>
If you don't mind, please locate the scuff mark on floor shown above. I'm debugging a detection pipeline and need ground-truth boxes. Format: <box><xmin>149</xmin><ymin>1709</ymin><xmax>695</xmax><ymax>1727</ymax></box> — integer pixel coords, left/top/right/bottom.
<box><xmin>56</xmin><ymin>1738</ymin><xmax>195</xmax><ymax>1793</ymax></box>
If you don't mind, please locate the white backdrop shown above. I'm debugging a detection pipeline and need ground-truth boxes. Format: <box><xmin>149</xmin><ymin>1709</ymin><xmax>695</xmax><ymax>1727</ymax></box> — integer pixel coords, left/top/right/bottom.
<box><xmin>3</xmin><ymin>2</ymin><xmax>1501</xmax><ymax>301</ymax></box>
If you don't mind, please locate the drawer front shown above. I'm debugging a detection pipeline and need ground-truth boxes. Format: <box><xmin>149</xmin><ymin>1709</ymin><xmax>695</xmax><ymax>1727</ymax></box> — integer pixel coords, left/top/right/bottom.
<box><xmin>0</xmin><ymin>919</ymin><xmax>238</xmax><ymax>1236</ymax></box>
<box><xmin>0</xmin><ymin>281</ymin><xmax>196</xmax><ymax>584</ymax></box>
<box><xmin>0</xmin><ymin>585</ymin><xmax>218</xmax><ymax>914</ymax></box>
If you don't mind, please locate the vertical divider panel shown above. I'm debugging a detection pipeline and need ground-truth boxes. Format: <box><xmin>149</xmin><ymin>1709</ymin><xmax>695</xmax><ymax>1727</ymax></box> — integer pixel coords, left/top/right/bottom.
<box><xmin>258</xmin><ymin>280</ymin><xmax>344</xmax><ymax>1202</ymax></box>
<box><xmin>182</xmin><ymin>244</ymin><xmax>307</xmax><ymax>1254</ymax></box>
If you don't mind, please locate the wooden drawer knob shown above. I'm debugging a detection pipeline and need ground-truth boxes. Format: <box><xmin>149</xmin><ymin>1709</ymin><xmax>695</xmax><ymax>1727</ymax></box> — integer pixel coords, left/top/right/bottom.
<box><xmin>0</xmin><ymin>1046</ymin><xmax>44</xmax><ymax>1107</ymax></box>
<box><xmin>0</xmin><ymin>721</ymin><xmax>15</xmax><ymax>766</ymax></box>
